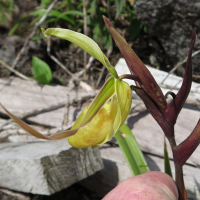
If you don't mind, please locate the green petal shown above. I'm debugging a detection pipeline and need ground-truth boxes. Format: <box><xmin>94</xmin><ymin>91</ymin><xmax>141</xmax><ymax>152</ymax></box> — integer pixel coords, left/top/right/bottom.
<box><xmin>80</xmin><ymin>76</ymin><xmax>115</xmax><ymax>125</ymax></box>
<box><xmin>0</xmin><ymin>76</ymin><xmax>116</xmax><ymax>142</ymax></box>
<box><xmin>69</xmin><ymin>99</ymin><xmax>118</xmax><ymax>148</ymax></box>
<box><xmin>71</xmin><ymin>106</ymin><xmax>88</xmax><ymax>129</ymax></box>
<box><xmin>92</xmin><ymin>95</ymin><xmax>121</xmax><ymax>147</ymax></box>
<box><xmin>42</xmin><ymin>28</ymin><xmax>118</xmax><ymax>79</ymax></box>
<box><xmin>92</xmin><ymin>80</ymin><xmax>132</xmax><ymax>147</ymax></box>
<box><xmin>115</xmin><ymin>79</ymin><xmax>132</xmax><ymax>126</ymax></box>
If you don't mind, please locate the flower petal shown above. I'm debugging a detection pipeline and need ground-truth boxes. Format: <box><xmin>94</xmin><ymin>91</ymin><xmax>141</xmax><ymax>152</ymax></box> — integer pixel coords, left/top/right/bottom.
<box><xmin>80</xmin><ymin>76</ymin><xmax>115</xmax><ymax>125</ymax></box>
<box><xmin>103</xmin><ymin>16</ymin><xmax>167</xmax><ymax>112</ymax></box>
<box><xmin>115</xmin><ymin>79</ymin><xmax>132</xmax><ymax>126</ymax></box>
<box><xmin>92</xmin><ymin>95</ymin><xmax>121</xmax><ymax>147</ymax></box>
<box><xmin>0</xmin><ymin>103</ymin><xmax>78</xmax><ymax>140</ymax></box>
<box><xmin>68</xmin><ymin>98</ymin><xmax>119</xmax><ymax>148</ymax></box>
<box><xmin>0</xmin><ymin>75</ymin><xmax>115</xmax><ymax>141</ymax></box>
<box><xmin>42</xmin><ymin>28</ymin><xmax>118</xmax><ymax>79</ymax></box>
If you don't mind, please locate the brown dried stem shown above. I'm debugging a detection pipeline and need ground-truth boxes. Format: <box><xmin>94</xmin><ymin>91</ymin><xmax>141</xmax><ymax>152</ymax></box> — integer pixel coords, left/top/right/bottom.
<box><xmin>0</xmin><ymin>59</ymin><xmax>30</xmax><ymax>80</ymax></box>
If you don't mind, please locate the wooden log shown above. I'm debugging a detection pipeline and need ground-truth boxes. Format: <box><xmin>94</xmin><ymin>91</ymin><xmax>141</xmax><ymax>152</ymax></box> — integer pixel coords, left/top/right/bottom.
<box><xmin>0</xmin><ymin>139</ymin><xmax>103</xmax><ymax>195</ymax></box>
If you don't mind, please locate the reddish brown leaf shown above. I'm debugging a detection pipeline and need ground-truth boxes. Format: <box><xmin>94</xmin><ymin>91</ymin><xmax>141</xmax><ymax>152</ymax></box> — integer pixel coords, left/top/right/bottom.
<box><xmin>173</xmin><ymin>119</ymin><xmax>200</xmax><ymax>166</ymax></box>
<box><xmin>103</xmin><ymin>16</ymin><xmax>167</xmax><ymax>112</ymax></box>
<box><xmin>164</xmin><ymin>30</ymin><xmax>196</xmax><ymax>126</ymax></box>
<box><xmin>132</xmin><ymin>86</ymin><xmax>174</xmax><ymax>139</ymax></box>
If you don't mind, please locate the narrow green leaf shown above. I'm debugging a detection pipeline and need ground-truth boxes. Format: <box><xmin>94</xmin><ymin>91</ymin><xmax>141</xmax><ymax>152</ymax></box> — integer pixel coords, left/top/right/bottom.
<box><xmin>8</xmin><ymin>16</ymin><xmax>28</xmax><ymax>36</ymax></box>
<box><xmin>57</xmin><ymin>10</ymin><xmax>84</xmax><ymax>17</ymax></box>
<box><xmin>90</xmin><ymin>0</ymin><xmax>98</xmax><ymax>15</ymax></box>
<box><xmin>115</xmin><ymin>123</ymin><xmax>150</xmax><ymax>175</ymax></box>
<box><xmin>115</xmin><ymin>0</ymin><xmax>124</xmax><ymax>18</ymax></box>
<box><xmin>164</xmin><ymin>137</ymin><xmax>173</xmax><ymax>177</ymax></box>
<box><xmin>32</xmin><ymin>56</ymin><xmax>52</xmax><ymax>84</ymax></box>
<box><xmin>41</xmin><ymin>28</ymin><xmax>118</xmax><ymax>79</ymax></box>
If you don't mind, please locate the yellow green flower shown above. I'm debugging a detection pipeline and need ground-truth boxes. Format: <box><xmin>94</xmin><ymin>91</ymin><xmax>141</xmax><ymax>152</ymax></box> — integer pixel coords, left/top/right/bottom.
<box><xmin>0</xmin><ymin>27</ymin><xmax>132</xmax><ymax>148</ymax></box>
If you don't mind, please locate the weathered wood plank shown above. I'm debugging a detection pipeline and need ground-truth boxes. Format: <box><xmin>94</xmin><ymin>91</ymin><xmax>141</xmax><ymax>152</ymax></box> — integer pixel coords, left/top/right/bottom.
<box><xmin>0</xmin><ymin>139</ymin><xmax>103</xmax><ymax>195</ymax></box>
<box><xmin>0</xmin><ymin>76</ymin><xmax>200</xmax><ymax>167</ymax></box>
<box><xmin>0</xmin><ymin>77</ymin><xmax>95</xmax><ymax>127</ymax></box>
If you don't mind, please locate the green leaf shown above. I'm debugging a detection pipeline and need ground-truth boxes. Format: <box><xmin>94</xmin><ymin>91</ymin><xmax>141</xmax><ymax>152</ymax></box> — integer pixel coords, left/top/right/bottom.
<box><xmin>164</xmin><ymin>137</ymin><xmax>173</xmax><ymax>177</ymax></box>
<box><xmin>90</xmin><ymin>0</ymin><xmax>98</xmax><ymax>15</ymax></box>
<box><xmin>115</xmin><ymin>0</ymin><xmax>124</xmax><ymax>18</ymax></box>
<box><xmin>32</xmin><ymin>35</ymin><xmax>40</xmax><ymax>40</ymax></box>
<box><xmin>8</xmin><ymin>16</ymin><xmax>28</xmax><ymax>36</ymax></box>
<box><xmin>32</xmin><ymin>56</ymin><xmax>52</xmax><ymax>84</ymax></box>
<box><xmin>115</xmin><ymin>123</ymin><xmax>150</xmax><ymax>176</ymax></box>
<box><xmin>41</xmin><ymin>28</ymin><xmax>118</xmax><ymax>79</ymax></box>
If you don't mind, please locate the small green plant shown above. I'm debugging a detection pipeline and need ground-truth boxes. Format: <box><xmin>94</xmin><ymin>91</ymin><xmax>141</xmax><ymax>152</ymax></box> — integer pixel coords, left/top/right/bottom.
<box><xmin>9</xmin><ymin>0</ymin><xmax>84</xmax><ymax>36</ymax></box>
<box><xmin>0</xmin><ymin>0</ymin><xmax>14</xmax><ymax>27</ymax></box>
<box><xmin>32</xmin><ymin>56</ymin><xmax>52</xmax><ymax>84</ymax></box>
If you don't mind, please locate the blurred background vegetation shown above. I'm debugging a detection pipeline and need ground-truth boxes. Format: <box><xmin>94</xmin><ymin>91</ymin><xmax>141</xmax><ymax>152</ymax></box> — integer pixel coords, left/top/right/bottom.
<box><xmin>0</xmin><ymin>0</ymin><xmax>149</xmax><ymax>87</ymax></box>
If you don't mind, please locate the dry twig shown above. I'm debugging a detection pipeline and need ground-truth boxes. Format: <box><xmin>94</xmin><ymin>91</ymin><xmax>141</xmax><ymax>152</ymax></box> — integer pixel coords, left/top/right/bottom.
<box><xmin>47</xmin><ymin>37</ymin><xmax>75</xmax><ymax>77</ymax></box>
<box><xmin>11</xmin><ymin>0</ymin><xmax>59</xmax><ymax>70</ymax></box>
<box><xmin>96</xmin><ymin>44</ymin><xmax>113</xmax><ymax>87</ymax></box>
<box><xmin>83</xmin><ymin>0</ymin><xmax>88</xmax><ymax>79</ymax></box>
<box><xmin>161</xmin><ymin>50</ymin><xmax>200</xmax><ymax>84</ymax></box>
<box><xmin>0</xmin><ymin>59</ymin><xmax>30</xmax><ymax>80</ymax></box>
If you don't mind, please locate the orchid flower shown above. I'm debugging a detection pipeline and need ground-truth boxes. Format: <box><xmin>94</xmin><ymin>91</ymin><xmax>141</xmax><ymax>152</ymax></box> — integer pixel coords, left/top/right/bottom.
<box><xmin>0</xmin><ymin>15</ymin><xmax>199</xmax><ymax>200</ymax></box>
<box><xmin>0</xmin><ymin>27</ymin><xmax>132</xmax><ymax>148</ymax></box>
